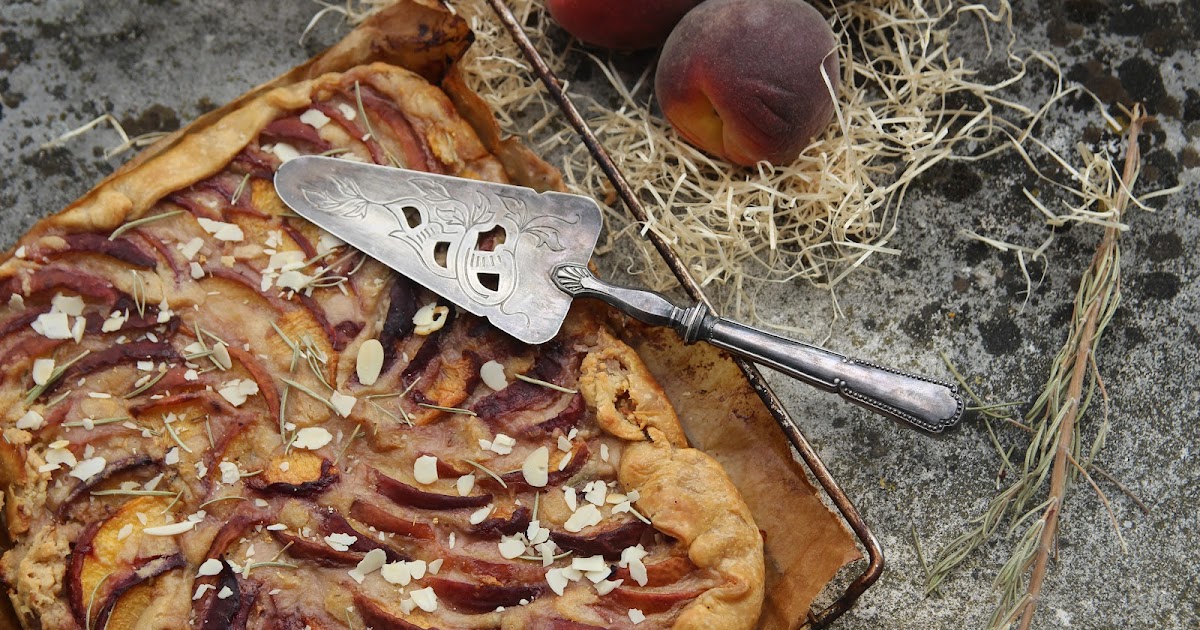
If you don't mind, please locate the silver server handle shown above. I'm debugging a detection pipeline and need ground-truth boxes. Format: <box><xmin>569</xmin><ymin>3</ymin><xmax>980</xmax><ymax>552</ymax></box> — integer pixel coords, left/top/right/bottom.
<box><xmin>553</xmin><ymin>263</ymin><xmax>964</xmax><ymax>433</ymax></box>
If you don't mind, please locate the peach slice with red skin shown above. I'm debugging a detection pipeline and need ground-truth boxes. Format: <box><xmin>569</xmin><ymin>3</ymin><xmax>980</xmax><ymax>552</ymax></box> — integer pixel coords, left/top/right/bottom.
<box><xmin>371</xmin><ymin>467</ymin><xmax>492</xmax><ymax>510</ymax></box>
<box><xmin>349</xmin><ymin>500</ymin><xmax>437</xmax><ymax>540</ymax></box>
<box><xmin>67</xmin><ymin>496</ymin><xmax>184</xmax><ymax>629</ymax></box>
<box><xmin>246</xmin><ymin>451</ymin><xmax>339</xmax><ymax>497</ymax></box>
<box><xmin>655</xmin><ymin>0</ymin><xmax>841</xmax><ymax>166</ymax></box>
<box><xmin>353</xmin><ymin>593</ymin><xmax>433</xmax><ymax>630</ymax></box>
<box><xmin>426</xmin><ymin>576</ymin><xmax>545</xmax><ymax>613</ymax></box>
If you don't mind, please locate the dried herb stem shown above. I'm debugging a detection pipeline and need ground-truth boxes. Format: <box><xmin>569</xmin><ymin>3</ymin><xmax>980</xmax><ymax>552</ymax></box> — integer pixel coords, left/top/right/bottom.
<box><xmin>1013</xmin><ymin>108</ymin><xmax>1145</xmax><ymax>630</ymax></box>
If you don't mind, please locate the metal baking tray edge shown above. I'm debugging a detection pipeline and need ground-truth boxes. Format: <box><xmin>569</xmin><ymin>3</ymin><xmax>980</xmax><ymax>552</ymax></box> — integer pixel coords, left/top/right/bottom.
<box><xmin>485</xmin><ymin>1</ymin><xmax>883</xmax><ymax>626</ymax></box>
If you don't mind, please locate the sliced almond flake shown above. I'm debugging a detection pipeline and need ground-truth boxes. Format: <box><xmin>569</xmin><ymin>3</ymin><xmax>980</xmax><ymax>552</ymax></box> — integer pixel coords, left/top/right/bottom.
<box><xmin>31</xmin><ymin>358</ymin><xmax>55</xmax><ymax>385</ymax></box>
<box><xmin>184</xmin><ymin>369</ymin><xmax>199</xmax><ymax>381</ymax></box>
<box><xmin>348</xmin><ymin>548</ymin><xmax>387</xmax><ymax>584</ymax></box>
<box><xmin>269</xmin><ymin>142</ymin><xmax>301</xmax><ymax>163</ymax></box>
<box><xmin>356</xmin><ymin>339</ymin><xmax>384</xmax><ymax>386</ymax></box>
<box><xmin>164</xmin><ymin>447</ymin><xmax>180</xmax><ymax>465</ymax></box>
<box><xmin>330</xmin><ymin>391</ymin><xmax>357</xmax><ymax>417</ymax></box>
<box><xmin>595</xmin><ymin>578</ymin><xmax>623</xmax><ymax>596</ymax></box>
<box><xmin>70</xmin><ymin>317</ymin><xmax>86</xmax><ymax>343</ymax></box>
<box><xmin>456</xmin><ymin>474</ymin><xmax>475</xmax><ymax>497</ymax></box>
<box><xmin>300</xmin><ymin>108</ymin><xmax>331</xmax><ymax>129</ymax></box>
<box><xmin>585</xmin><ymin>569</ymin><xmax>611</xmax><ymax>584</ymax></box>
<box><xmin>16</xmin><ymin>410</ymin><xmax>45</xmax><ymax>431</ymax></box>
<box><xmin>412</xmin><ymin>303</ymin><xmax>449</xmax><ymax>335</ymax></box>
<box><xmin>219</xmin><ymin>461</ymin><xmax>241</xmax><ymax>485</ymax></box>
<box><xmin>197</xmin><ymin>558</ymin><xmax>224</xmax><ymax>577</ymax></box>
<box><xmin>563</xmin><ymin>504</ymin><xmax>602</xmax><ymax>533</ymax></box>
<box><xmin>157</xmin><ymin>305</ymin><xmax>173</xmax><ymax>326</ymax></box>
<box><xmin>52</xmin><ymin>294</ymin><xmax>85</xmax><ymax>316</ymax></box>
<box><xmin>584</xmin><ymin>480</ymin><xmax>607</xmax><ymax>506</ymax></box>
<box><xmin>600</xmin><ymin>443</ymin><xmax>610</xmax><ymax>462</ymax></box>
<box><xmin>116</xmin><ymin>523</ymin><xmax>134</xmax><ymax>541</ymax></box>
<box><xmin>448</xmin><ymin>532</ymin><xmax>456</xmax><ymax>549</ymax></box>
<box><xmin>527</xmin><ymin>521</ymin><xmax>550</xmax><ymax>546</ymax></box>
<box><xmin>211</xmin><ymin>342</ymin><xmax>233</xmax><ymax>370</ymax></box>
<box><xmin>413</xmin><ymin>455</ymin><xmax>439</xmax><ymax>485</ymax></box>
<box><xmin>266</xmin><ymin>523</ymin><xmax>287</xmax><ymax>531</ymax></box>
<box><xmin>196</xmin><ymin>218</ymin><xmax>244</xmax><ymax>242</ymax></box>
<box><xmin>408</xmin><ymin>559</ymin><xmax>427</xmax><ymax>580</ymax></box>
<box><xmin>189</xmin><ymin>262</ymin><xmax>205</xmax><ymax>280</ymax></box>
<box><xmin>179</xmin><ymin>237</ymin><xmax>204</xmax><ymax>260</ymax></box>
<box><xmin>480</xmin><ymin>360</ymin><xmax>507</xmax><ymax>391</ymax></box>
<box><xmin>268</xmin><ymin>250</ymin><xmax>306</xmax><ymax>271</ymax></box>
<box><xmin>276</xmin><ymin>269</ymin><xmax>313</xmax><ymax>292</ymax></box>
<box><xmin>292</xmin><ymin>427</ymin><xmax>333</xmax><ymax>451</ymax></box>
<box><xmin>87</xmin><ymin>392</ymin><xmax>111</xmax><ymax>399</ymax></box>
<box><xmin>557</xmin><ymin>435</ymin><xmax>571</xmax><ymax>452</ymax></box>
<box><xmin>8</xmin><ymin>294</ymin><xmax>24</xmax><ymax>310</ymax></box>
<box><xmin>192</xmin><ymin>584</ymin><xmax>215</xmax><ymax>601</ymax></box>
<box><xmin>143</xmin><ymin>473</ymin><xmax>165</xmax><ymax>491</ymax></box>
<box><xmin>381</xmin><ymin>561</ymin><xmax>412</xmax><ymax>586</ymax></box>
<box><xmin>572</xmin><ymin>555</ymin><xmax>606</xmax><ymax>573</ymax></box>
<box><xmin>144</xmin><ymin>520</ymin><xmax>197</xmax><ymax>536</ymax></box>
<box><xmin>557</xmin><ymin>450</ymin><xmax>573</xmax><ymax>472</ymax></box>
<box><xmin>563</xmin><ymin>487</ymin><xmax>577</xmax><ymax>512</ymax></box>
<box><xmin>317</xmin><ymin>231</ymin><xmax>344</xmax><ymax>255</ymax></box>
<box><xmin>497</xmin><ymin>535</ymin><xmax>527</xmax><ymax>560</ymax></box>
<box><xmin>428</xmin><ymin>558</ymin><xmax>443</xmax><ymax>574</ymax></box>
<box><xmin>217</xmin><ymin>586</ymin><xmax>234</xmax><ymax>600</ymax></box>
<box><xmin>468</xmin><ymin>504</ymin><xmax>493</xmax><ymax>525</ymax></box>
<box><xmin>324</xmin><ymin>532</ymin><xmax>357</xmax><ymax>551</ymax></box>
<box><xmin>31</xmin><ymin>312</ymin><xmax>73</xmax><ymax>339</ymax></box>
<box><xmin>410</xmin><ymin>587</ymin><xmax>437</xmax><ymax>613</ymax></box>
<box><xmin>522</xmin><ymin>446</ymin><xmax>549</xmax><ymax>488</ymax></box>
<box><xmin>337</xmin><ymin>102</ymin><xmax>357</xmax><ymax>120</ymax></box>
<box><xmin>629</xmin><ymin>609</ymin><xmax>646</xmax><ymax>624</ymax></box>
<box><xmin>546</xmin><ymin>568</ymin><xmax>570</xmax><ymax>596</ymax></box>
<box><xmin>489</xmin><ymin>433</ymin><xmax>516</xmax><ymax>455</ymax></box>
<box><xmin>535</xmin><ymin>540</ymin><xmax>557</xmax><ymax>567</ymax></box>
<box><xmin>69</xmin><ymin>456</ymin><xmax>106</xmax><ymax>482</ymax></box>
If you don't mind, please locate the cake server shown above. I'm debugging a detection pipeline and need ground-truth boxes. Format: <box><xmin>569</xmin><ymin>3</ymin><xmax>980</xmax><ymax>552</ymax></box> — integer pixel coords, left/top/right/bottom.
<box><xmin>275</xmin><ymin>156</ymin><xmax>963</xmax><ymax>432</ymax></box>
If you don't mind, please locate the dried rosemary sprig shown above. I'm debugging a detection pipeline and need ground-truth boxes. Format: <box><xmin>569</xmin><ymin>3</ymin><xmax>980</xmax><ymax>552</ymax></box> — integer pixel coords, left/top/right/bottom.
<box><xmin>927</xmin><ymin>107</ymin><xmax>1150</xmax><ymax>629</ymax></box>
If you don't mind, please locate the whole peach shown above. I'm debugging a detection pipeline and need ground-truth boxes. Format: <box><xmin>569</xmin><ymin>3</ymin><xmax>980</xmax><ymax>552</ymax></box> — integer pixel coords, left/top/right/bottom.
<box><xmin>546</xmin><ymin>0</ymin><xmax>705</xmax><ymax>51</ymax></box>
<box><xmin>655</xmin><ymin>0</ymin><xmax>840</xmax><ymax>166</ymax></box>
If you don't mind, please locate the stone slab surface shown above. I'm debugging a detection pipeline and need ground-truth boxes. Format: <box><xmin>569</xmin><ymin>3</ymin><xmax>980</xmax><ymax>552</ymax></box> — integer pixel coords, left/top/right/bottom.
<box><xmin>0</xmin><ymin>1</ymin><xmax>1196</xmax><ymax>628</ymax></box>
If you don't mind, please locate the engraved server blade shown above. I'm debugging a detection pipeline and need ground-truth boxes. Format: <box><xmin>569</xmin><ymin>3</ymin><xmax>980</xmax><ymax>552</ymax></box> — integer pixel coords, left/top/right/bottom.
<box><xmin>275</xmin><ymin>156</ymin><xmax>602</xmax><ymax>345</ymax></box>
<box><xmin>276</xmin><ymin>156</ymin><xmax>965</xmax><ymax>433</ymax></box>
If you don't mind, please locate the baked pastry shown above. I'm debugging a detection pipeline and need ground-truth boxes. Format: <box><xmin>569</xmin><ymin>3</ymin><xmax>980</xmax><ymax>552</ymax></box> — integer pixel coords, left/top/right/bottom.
<box><xmin>0</xmin><ymin>3</ymin><xmax>764</xmax><ymax>629</ymax></box>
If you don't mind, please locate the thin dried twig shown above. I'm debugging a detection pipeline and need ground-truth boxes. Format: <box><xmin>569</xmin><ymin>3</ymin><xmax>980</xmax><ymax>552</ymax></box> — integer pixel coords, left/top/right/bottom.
<box><xmin>1013</xmin><ymin>107</ymin><xmax>1145</xmax><ymax>630</ymax></box>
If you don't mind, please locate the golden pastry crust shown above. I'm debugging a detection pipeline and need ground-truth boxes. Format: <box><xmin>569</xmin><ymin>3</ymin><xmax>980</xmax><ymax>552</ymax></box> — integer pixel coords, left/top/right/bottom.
<box><xmin>581</xmin><ymin>328</ymin><xmax>765</xmax><ymax>628</ymax></box>
<box><xmin>0</xmin><ymin>3</ymin><xmax>765</xmax><ymax>630</ymax></box>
